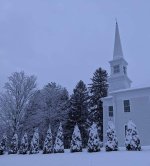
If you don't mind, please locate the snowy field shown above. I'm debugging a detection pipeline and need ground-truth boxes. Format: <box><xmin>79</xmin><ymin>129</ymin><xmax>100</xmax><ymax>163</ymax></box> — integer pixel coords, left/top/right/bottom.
<box><xmin>1</xmin><ymin>148</ymin><xmax>150</xmax><ymax>166</ymax></box>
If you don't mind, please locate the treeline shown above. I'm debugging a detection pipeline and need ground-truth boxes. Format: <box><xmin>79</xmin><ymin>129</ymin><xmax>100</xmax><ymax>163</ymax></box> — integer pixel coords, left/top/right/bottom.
<box><xmin>0</xmin><ymin>67</ymin><xmax>108</xmax><ymax>149</ymax></box>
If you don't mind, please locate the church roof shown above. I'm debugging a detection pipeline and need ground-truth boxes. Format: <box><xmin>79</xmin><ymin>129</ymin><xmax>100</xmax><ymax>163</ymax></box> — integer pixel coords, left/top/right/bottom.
<box><xmin>102</xmin><ymin>86</ymin><xmax>150</xmax><ymax>101</ymax></box>
<box><xmin>109</xmin><ymin>86</ymin><xmax>150</xmax><ymax>94</ymax></box>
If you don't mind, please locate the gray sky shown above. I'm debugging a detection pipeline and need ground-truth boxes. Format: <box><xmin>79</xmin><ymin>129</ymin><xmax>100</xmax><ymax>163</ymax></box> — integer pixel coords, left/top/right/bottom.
<box><xmin>0</xmin><ymin>0</ymin><xmax>150</xmax><ymax>93</ymax></box>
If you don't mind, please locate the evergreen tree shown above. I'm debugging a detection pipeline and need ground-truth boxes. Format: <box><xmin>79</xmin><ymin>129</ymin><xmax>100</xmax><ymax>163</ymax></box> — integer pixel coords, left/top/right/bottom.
<box><xmin>125</xmin><ymin>120</ymin><xmax>141</xmax><ymax>151</ymax></box>
<box><xmin>19</xmin><ymin>133</ymin><xmax>28</xmax><ymax>154</ymax></box>
<box><xmin>66</xmin><ymin>80</ymin><xmax>89</xmax><ymax>147</ymax></box>
<box><xmin>30</xmin><ymin>128</ymin><xmax>39</xmax><ymax>154</ymax></box>
<box><xmin>8</xmin><ymin>133</ymin><xmax>18</xmax><ymax>154</ymax></box>
<box><xmin>88</xmin><ymin>68</ymin><xmax>108</xmax><ymax>140</ymax></box>
<box><xmin>70</xmin><ymin>125</ymin><xmax>82</xmax><ymax>152</ymax></box>
<box><xmin>105</xmin><ymin>121</ymin><xmax>118</xmax><ymax>151</ymax></box>
<box><xmin>43</xmin><ymin>125</ymin><xmax>53</xmax><ymax>154</ymax></box>
<box><xmin>54</xmin><ymin>123</ymin><xmax>64</xmax><ymax>153</ymax></box>
<box><xmin>0</xmin><ymin>134</ymin><xmax>7</xmax><ymax>155</ymax></box>
<box><xmin>87</xmin><ymin>122</ymin><xmax>100</xmax><ymax>152</ymax></box>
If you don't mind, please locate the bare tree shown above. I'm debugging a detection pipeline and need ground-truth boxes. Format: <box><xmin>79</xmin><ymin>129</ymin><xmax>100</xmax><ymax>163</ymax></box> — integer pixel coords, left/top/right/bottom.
<box><xmin>23</xmin><ymin>82</ymin><xmax>69</xmax><ymax>147</ymax></box>
<box><xmin>0</xmin><ymin>71</ymin><xmax>37</xmax><ymax>135</ymax></box>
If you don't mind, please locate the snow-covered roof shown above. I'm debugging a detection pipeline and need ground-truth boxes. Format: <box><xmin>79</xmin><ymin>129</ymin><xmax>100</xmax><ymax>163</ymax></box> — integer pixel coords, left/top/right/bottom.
<box><xmin>101</xmin><ymin>96</ymin><xmax>113</xmax><ymax>101</ymax></box>
<box><xmin>102</xmin><ymin>86</ymin><xmax>150</xmax><ymax>101</ymax></box>
<box><xmin>109</xmin><ymin>86</ymin><xmax>150</xmax><ymax>94</ymax></box>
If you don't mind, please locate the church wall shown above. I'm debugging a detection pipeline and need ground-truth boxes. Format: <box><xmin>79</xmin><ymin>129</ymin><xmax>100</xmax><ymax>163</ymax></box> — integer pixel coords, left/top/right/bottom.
<box><xmin>114</xmin><ymin>88</ymin><xmax>150</xmax><ymax>146</ymax></box>
<box><xmin>102</xmin><ymin>97</ymin><xmax>113</xmax><ymax>145</ymax></box>
<box><xmin>103</xmin><ymin>88</ymin><xmax>150</xmax><ymax>147</ymax></box>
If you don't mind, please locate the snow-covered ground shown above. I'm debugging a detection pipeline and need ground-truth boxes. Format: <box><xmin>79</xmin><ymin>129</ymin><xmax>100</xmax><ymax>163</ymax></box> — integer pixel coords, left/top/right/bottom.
<box><xmin>1</xmin><ymin>148</ymin><xmax>150</xmax><ymax>166</ymax></box>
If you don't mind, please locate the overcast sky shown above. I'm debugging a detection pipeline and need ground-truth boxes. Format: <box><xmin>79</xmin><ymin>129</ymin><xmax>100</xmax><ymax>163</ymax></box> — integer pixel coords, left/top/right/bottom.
<box><xmin>0</xmin><ymin>0</ymin><xmax>150</xmax><ymax>93</ymax></box>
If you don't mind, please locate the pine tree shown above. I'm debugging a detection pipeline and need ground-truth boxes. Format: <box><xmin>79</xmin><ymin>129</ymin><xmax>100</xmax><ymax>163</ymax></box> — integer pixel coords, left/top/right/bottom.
<box><xmin>70</xmin><ymin>125</ymin><xmax>82</xmax><ymax>152</ymax></box>
<box><xmin>105</xmin><ymin>121</ymin><xmax>118</xmax><ymax>151</ymax></box>
<box><xmin>66</xmin><ymin>80</ymin><xmax>89</xmax><ymax>147</ymax></box>
<box><xmin>8</xmin><ymin>133</ymin><xmax>18</xmax><ymax>154</ymax></box>
<box><xmin>87</xmin><ymin>122</ymin><xmax>100</xmax><ymax>152</ymax></box>
<box><xmin>30</xmin><ymin>128</ymin><xmax>39</xmax><ymax>154</ymax></box>
<box><xmin>0</xmin><ymin>134</ymin><xmax>7</xmax><ymax>155</ymax></box>
<box><xmin>54</xmin><ymin>123</ymin><xmax>64</xmax><ymax>153</ymax></box>
<box><xmin>125</xmin><ymin>120</ymin><xmax>141</xmax><ymax>151</ymax></box>
<box><xmin>88</xmin><ymin>68</ymin><xmax>108</xmax><ymax>140</ymax></box>
<box><xmin>19</xmin><ymin>133</ymin><xmax>28</xmax><ymax>154</ymax></box>
<box><xmin>43</xmin><ymin>125</ymin><xmax>53</xmax><ymax>154</ymax></box>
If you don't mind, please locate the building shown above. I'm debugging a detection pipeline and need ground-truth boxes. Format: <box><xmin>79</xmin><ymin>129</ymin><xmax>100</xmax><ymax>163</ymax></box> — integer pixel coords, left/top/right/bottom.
<box><xmin>102</xmin><ymin>22</ymin><xmax>150</xmax><ymax>146</ymax></box>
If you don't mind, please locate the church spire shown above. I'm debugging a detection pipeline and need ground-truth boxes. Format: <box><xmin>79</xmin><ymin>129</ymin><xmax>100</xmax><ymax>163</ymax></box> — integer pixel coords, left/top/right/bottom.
<box><xmin>113</xmin><ymin>21</ymin><xmax>123</xmax><ymax>60</ymax></box>
<box><xmin>108</xmin><ymin>21</ymin><xmax>132</xmax><ymax>92</ymax></box>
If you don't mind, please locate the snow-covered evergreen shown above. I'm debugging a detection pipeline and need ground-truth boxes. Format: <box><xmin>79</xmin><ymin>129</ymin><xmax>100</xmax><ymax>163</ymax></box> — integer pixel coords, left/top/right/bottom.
<box><xmin>30</xmin><ymin>129</ymin><xmax>39</xmax><ymax>154</ymax></box>
<box><xmin>70</xmin><ymin>125</ymin><xmax>82</xmax><ymax>152</ymax></box>
<box><xmin>54</xmin><ymin>123</ymin><xmax>64</xmax><ymax>153</ymax></box>
<box><xmin>105</xmin><ymin>121</ymin><xmax>118</xmax><ymax>151</ymax></box>
<box><xmin>8</xmin><ymin>133</ymin><xmax>18</xmax><ymax>154</ymax></box>
<box><xmin>125</xmin><ymin>120</ymin><xmax>141</xmax><ymax>151</ymax></box>
<box><xmin>0</xmin><ymin>134</ymin><xmax>7</xmax><ymax>155</ymax></box>
<box><xmin>19</xmin><ymin>133</ymin><xmax>28</xmax><ymax>154</ymax></box>
<box><xmin>43</xmin><ymin>125</ymin><xmax>53</xmax><ymax>154</ymax></box>
<box><xmin>87</xmin><ymin>123</ymin><xmax>100</xmax><ymax>152</ymax></box>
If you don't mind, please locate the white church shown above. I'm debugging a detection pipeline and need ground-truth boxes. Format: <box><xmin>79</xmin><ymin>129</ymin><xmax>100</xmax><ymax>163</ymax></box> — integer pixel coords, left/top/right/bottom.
<box><xmin>102</xmin><ymin>22</ymin><xmax>150</xmax><ymax>146</ymax></box>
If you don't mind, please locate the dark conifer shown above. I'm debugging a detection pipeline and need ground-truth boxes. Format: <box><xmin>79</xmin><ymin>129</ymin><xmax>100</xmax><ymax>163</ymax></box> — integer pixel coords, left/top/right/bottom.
<box><xmin>88</xmin><ymin>67</ymin><xmax>108</xmax><ymax>140</ymax></box>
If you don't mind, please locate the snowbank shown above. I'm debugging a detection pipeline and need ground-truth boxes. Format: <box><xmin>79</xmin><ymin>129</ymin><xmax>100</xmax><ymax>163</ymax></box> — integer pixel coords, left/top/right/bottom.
<box><xmin>1</xmin><ymin>148</ymin><xmax>150</xmax><ymax>166</ymax></box>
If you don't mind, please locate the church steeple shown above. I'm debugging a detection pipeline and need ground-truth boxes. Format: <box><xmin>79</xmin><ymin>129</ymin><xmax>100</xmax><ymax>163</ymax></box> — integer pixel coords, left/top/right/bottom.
<box><xmin>108</xmin><ymin>22</ymin><xmax>132</xmax><ymax>93</ymax></box>
<box><xmin>113</xmin><ymin>21</ymin><xmax>123</xmax><ymax>60</ymax></box>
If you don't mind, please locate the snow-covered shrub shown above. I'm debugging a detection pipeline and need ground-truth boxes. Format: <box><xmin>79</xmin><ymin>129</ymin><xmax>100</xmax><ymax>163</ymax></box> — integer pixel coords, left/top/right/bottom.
<box><xmin>125</xmin><ymin>120</ymin><xmax>141</xmax><ymax>151</ymax></box>
<box><xmin>105</xmin><ymin>121</ymin><xmax>118</xmax><ymax>151</ymax></box>
<box><xmin>8</xmin><ymin>133</ymin><xmax>18</xmax><ymax>154</ymax></box>
<box><xmin>43</xmin><ymin>125</ymin><xmax>53</xmax><ymax>154</ymax></box>
<box><xmin>70</xmin><ymin>124</ymin><xmax>82</xmax><ymax>152</ymax></box>
<box><xmin>54</xmin><ymin>123</ymin><xmax>64</xmax><ymax>153</ymax></box>
<box><xmin>87</xmin><ymin>122</ymin><xmax>100</xmax><ymax>152</ymax></box>
<box><xmin>30</xmin><ymin>129</ymin><xmax>39</xmax><ymax>154</ymax></box>
<box><xmin>0</xmin><ymin>134</ymin><xmax>7</xmax><ymax>155</ymax></box>
<box><xmin>19</xmin><ymin>133</ymin><xmax>28</xmax><ymax>154</ymax></box>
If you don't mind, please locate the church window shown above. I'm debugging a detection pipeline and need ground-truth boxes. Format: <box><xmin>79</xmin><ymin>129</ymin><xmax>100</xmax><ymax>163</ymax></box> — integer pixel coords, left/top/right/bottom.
<box><xmin>123</xmin><ymin>66</ymin><xmax>127</xmax><ymax>74</ymax></box>
<box><xmin>109</xmin><ymin>106</ymin><xmax>113</xmax><ymax>117</ymax></box>
<box><xmin>114</xmin><ymin>65</ymin><xmax>120</xmax><ymax>73</ymax></box>
<box><xmin>124</xmin><ymin>100</ymin><xmax>130</xmax><ymax>112</ymax></box>
<box><xmin>125</xmin><ymin>125</ymin><xmax>127</xmax><ymax>136</ymax></box>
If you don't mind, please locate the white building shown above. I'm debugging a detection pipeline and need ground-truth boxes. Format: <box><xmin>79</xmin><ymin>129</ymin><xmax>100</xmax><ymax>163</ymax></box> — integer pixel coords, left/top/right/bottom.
<box><xmin>102</xmin><ymin>22</ymin><xmax>150</xmax><ymax>146</ymax></box>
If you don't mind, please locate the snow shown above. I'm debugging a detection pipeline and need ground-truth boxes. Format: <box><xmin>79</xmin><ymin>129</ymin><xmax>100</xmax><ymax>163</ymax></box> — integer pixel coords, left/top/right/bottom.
<box><xmin>1</xmin><ymin>148</ymin><xmax>150</xmax><ymax>166</ymax></box>
<box><xmin>109</xmin><ymin>86</ymin><xmax>150</xmax><ymax>94</ymax></box>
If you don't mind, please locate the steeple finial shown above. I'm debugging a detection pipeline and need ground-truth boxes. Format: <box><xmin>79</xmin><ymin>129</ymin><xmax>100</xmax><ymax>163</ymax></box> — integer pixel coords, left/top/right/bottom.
<box><xmin>113</xmin><ymin>21</ymin><xmax>123</xmax><ymax>59</ymax></box>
